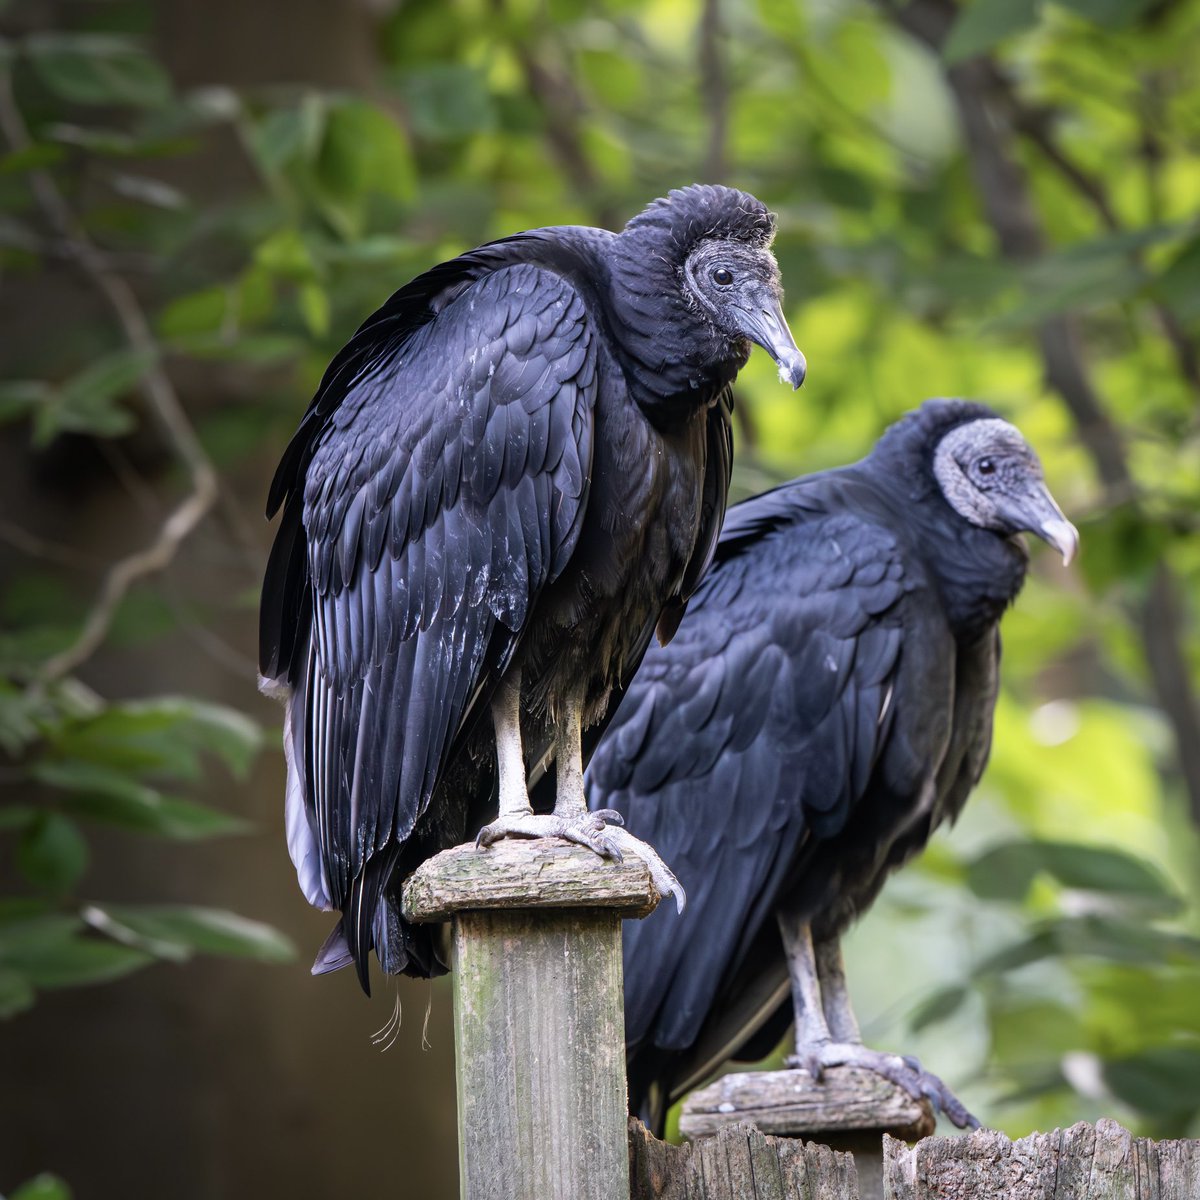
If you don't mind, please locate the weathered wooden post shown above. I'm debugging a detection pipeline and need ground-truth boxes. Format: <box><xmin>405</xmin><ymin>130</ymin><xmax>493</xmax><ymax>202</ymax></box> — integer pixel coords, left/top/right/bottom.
<box><xmin>403</xmin><ymin>838</ymin><xmax>661</xmax><ymax>1200</ymax></box>
<box><xmin>678</xmin><ymin>1066</ymin><xmax>934</xmax><ymax>1200</ymax></box>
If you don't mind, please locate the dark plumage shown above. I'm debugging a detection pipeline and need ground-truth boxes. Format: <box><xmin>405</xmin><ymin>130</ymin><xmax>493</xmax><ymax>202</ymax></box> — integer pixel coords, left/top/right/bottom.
<box><xmin>259</xmin><ymin>185</ymin><xmax>806</xmax><ymax>993</ymax></box>
<box><xmin>586</xmin><ymin>399</ymin><xmax>1078</xmax><ymax>1132</ymax></box>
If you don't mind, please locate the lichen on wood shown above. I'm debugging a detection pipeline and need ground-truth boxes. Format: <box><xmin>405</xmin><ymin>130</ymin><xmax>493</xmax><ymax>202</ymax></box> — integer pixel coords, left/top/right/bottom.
<box><xmin>402</xmin><ymin>838</ymin><xmax>661</xmax><ymax>923</ymax></box>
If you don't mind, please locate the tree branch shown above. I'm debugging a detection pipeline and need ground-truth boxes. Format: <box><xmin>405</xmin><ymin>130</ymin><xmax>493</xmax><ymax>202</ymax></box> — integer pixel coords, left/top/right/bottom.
<box><xmin>882</xmin><ymin>0</ymin><xmax>1200</xmax><ymax>825</ymax></box>
<box><xmin>0</xmin><ymin>65</ymin><xmax>220</xmax><ymax>688</ymax></box>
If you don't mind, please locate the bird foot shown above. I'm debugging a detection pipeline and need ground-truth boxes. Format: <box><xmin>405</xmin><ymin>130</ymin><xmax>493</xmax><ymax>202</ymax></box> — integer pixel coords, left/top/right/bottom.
<box><xmin>784</xmin><ymin>1041</ymin><xmax>980</xmax><ymax>1130</ymax></box>
<box><xmin>475</xmin><ymin>811</ymin><xmax>686</xmax><ymax>912</ymax></box>
<box><xmin>476</xmin><ymin>810</ymin><xmax>620</xmax><ymax>858</ymax></box>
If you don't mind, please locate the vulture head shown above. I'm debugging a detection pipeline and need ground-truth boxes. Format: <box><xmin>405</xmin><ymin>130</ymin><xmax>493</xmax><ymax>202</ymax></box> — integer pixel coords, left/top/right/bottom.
<box><xmin>610</xmin><ymin>184</ymin><xmax>806</xmax><ymax>414</ymax></box>
<box><xmin>933</xmin><ymin>415</ymin><xmax>1080</xmax><ymax>565</ymax></box>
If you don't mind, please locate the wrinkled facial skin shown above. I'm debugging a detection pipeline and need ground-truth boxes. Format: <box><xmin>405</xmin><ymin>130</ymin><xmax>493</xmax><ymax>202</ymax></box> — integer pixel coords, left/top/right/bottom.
<box><xmin>934</xmin><ymin>417</ymin><xmax>1079</xmax><ymax>565</ymax></box>
<box><xmin>683</xmin><ymin>241</ymin><xmax>807</xmax><ymax>389</ymax></box>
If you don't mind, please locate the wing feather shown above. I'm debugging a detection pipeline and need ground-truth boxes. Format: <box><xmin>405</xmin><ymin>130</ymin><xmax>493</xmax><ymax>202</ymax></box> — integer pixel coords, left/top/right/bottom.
<box><xmin>263</xmin><ymin>262</ymin><xmax>598</xmax><ymax>986</ymax></box>
<box><xmin>587</xmin><ymin>488</ymin><xmax>911</xmax><ymax>1058</ymax></box>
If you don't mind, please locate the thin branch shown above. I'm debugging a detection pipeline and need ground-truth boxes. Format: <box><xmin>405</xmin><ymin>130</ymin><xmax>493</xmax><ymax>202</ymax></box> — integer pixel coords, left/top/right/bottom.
<box><xmin>0</xmin><ymin>65</ymin><xmax>219</xmax><ymax>687</ymax></box>
<box><xmin>699</xmin><ymin>0</ymin><xmax>728</xmax><ymax>182</ymax></box>
<box><xmin>882</xmin><ymin>0</ymin><xmax>1200</xmax><ymax>825</ymax></box>
<box><xmin>0</xmin><ymin>518</ymin><xmax>100</xmax><ymax>570</ymax></box>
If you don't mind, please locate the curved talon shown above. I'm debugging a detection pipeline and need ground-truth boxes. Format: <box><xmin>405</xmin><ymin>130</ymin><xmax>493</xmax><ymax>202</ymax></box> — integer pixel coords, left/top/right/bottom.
<box><xmin>590</xmin><ymin>808</ymin><xmax>625</xmax><ymax>826</ymax></box>
<box><xmin>602</xmin><ymin>826</ymin><xmax>686</xmax><ymax>913</ymax></box>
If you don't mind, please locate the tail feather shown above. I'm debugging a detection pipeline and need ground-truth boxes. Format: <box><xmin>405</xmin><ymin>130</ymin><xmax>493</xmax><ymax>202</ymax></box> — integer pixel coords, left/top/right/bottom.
<box><xmin>312</xmin><ymin>872</ymin><xmax>450</xmax><ymax>993</ymax></box>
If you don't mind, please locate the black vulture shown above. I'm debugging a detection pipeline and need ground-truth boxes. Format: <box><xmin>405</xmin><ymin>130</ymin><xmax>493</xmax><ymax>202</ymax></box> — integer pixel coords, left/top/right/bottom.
<box><xmin>258</xmin><ymin>185</ymin><xmax>807</xmax><ymax>993</ymax></box>
<box><xmin>586</xmin><ymin>399</ymin><xmax>1078</xmax><ymax>1131</ymax></box>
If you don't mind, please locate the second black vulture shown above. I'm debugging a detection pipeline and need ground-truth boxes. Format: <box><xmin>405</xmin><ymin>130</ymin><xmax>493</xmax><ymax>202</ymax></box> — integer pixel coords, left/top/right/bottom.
<box><xmin>258</xmin><ymin>185</ymin><xmax>806</xmax><ymax>993</ymax></box>
<box><xmin>586</xmin><ymin>398</ymin><xmax>1078</xmax><ymax>1131</ymax></box>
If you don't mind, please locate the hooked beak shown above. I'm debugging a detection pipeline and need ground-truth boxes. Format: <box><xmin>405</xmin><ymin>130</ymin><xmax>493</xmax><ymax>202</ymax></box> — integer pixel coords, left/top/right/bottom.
<box><xmin>734</xmin><ymin>293</ymin><xmax>807</xmax><ymax>389</ymax></box>
<box><xmin>1005</xmin><ymin>480</ymin><xmax>1079</xmax><ymax>566</ymax></box>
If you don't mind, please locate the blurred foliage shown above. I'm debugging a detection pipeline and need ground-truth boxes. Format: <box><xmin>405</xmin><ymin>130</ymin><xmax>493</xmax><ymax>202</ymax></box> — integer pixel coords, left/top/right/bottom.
<box><xmin>0</xmin><ymin>0</ymin><xmax>1198</xmax><ymax>1152</ymax></box>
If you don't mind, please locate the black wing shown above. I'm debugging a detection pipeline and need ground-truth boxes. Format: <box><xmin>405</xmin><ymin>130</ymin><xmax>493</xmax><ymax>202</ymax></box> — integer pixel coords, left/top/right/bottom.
<box><xmin>262</xmin><ymin>261</ymin><xmax>597</xmax><ymax>988</ymax></box>
<box><xmin>586</xmin><ymin>481</ymin><xmax>912</xmax><ymax>1089</ymax></box>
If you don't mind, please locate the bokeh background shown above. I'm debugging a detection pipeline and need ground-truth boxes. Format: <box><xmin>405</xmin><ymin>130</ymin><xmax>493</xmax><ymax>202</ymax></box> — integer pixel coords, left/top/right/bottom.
<box><xmin>2</xmin><ymin>0</ymin><xmax>1198</xmax><ymax>1196</ymax></box>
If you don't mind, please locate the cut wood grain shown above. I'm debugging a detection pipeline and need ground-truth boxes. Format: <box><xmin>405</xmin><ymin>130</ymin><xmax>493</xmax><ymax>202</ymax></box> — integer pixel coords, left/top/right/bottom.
<box><xmin>629</xmin><ymin>1117</ymin><xmax>859</xmax><ymax>1200</ymax></box>
<box><xmin>402</xmin><ymin>838</ymin><xmax>662</xmax><ymax>921</ymax></box>
<box><xmin>883</xmin><ymin>1118</ymin><xmax>1200</xmax><ymax>1199</ymax></box>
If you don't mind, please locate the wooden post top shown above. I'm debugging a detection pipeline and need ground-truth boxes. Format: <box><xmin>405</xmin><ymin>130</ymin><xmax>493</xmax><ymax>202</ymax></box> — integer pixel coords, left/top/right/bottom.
<box><xmin>679</xmin><ymin>1065</ymin><xmax>936</xmax><ymax>1143</ymax></box>
<box><xmin>401</xmin><ymin>838</ymin><xmax>663</xmax><ymax>923</ymax></box>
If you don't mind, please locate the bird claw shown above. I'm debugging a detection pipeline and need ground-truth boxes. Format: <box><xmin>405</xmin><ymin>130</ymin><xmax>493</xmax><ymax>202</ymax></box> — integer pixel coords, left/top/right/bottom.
<box><xmin>475</xmin><ymin>812</ymin><xmax>686</xmax><ymax>913</ymax></box>
<box><xmin>600</xmin><ymin>826</ymin><xmax>687</xmax><ymax>914</ymax></box>
<box><xmin>475</xmin><ymin>810</ymin><xmax>622</xmax><ymax>860</ymax></box>
<box><xmin>787</xmin><ymin>1041</ymin><xmax>981</xmax><ymax>1130</ymax></box>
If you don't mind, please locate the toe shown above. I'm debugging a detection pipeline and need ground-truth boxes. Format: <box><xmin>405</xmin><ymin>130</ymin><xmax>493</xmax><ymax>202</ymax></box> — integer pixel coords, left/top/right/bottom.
<box><xmin>590</xmin><ymin>808</ymin><xmax>625</xmax><ymax>826</ymax></box>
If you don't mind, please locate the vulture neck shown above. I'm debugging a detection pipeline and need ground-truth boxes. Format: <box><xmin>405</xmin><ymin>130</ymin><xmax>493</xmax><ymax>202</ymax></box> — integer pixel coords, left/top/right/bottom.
<box><xmin>605</xmin><ymin>237</ymin><xmax>746</xmax><ymax>429</ymax></box>
<box><xmin>921</xmin><ymin>519</ymin><xmax>1029</xmax><ymax>644</ymax></box>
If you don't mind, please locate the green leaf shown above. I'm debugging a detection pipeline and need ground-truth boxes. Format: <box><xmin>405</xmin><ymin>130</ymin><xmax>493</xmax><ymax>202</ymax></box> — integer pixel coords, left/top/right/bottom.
<box><xmin>0</xmin><ymin>143</ymin><xmax>65</xmax><ymax>173</ymax></box>
<box><xmin>11</xmin><ymin>1173</ymin><xmax>73</xmax><ymax>1200</ymax></box>
<box><xmin>0</xmin><ymin>380</ymin><xmax>51</xmax><ymax>424</ymax></box>
<box><xmin>16</xmin><ymin>813</ymin><xmax>88</xmax><ymax>893</ymax></box>
<box><xmin>975</xmin><ymin>918</ymin><xmax>1200</xmax><ymax>976</ymax></box>
<box><xmin>25</xmin><ymin>33</ymin><xmax>171</xmax><ymax>108</ymax></box>
<box><xmin>394</xmin><ymin>65</ymin><xmax>496</xmax><ymax>140</ymax></box>
<box><xmin>32</xmin><ymin>349</ymin><xmax>157</xmax><ymax>445</ymax></box>
<box><xmin>249</xmin><ymin>96</ymin><xmax>326</xmax><ymax>173</ymax></box>
<box><xmin>32</xmin><ymin>760</ymin><xmax>249</xmax><ymax>840</ymax></box>
<box><xmin>0</xmin><ymin>803</ymin><xmax>36</xmax><ymax>831</ymax></box>
<box><xmin>1155</xmin><ymin>236</ymin><xmax>1200</xmax><ymax>323</ymax></box>
<box><xmin>909</xmin><ymin>984</ymin><xmax>969</xmax><ymax>1032</ymax></box>
<box><xmin>0</xmin><ymin>931</ymin><xmax>151</xmax><ymax>988</ymax></box>
<box><xmin>1104</xmin><ymin>1045</ymin><xmax>1200</xmax><ymax>1116</ymax></box>
<box><xmin>298</xmin><ymin>281</ymin><xmax>331</xmax><ymax>337</ymax></box>
<box><xmin>943</xmin><ymin>0</ymin><xmax>1041</xmax><ymax>63</ymax></box>
<box><xmin>49</xmin><ymin>696</ymin><xmax>262</xmax><ymax>781</ymax></box>
<box><xmin>1053</xmin><ymin>0</ymin><xmax>1152</xmax><ymax>27</ymax></box>
<box><xmin>0</xmin><ymin>967</ymin><xmax>35</xmax><ymax>1019</ymax></box>
<box><xmin>315</xmin><ymin>99</ymin><xmax>415</xmax><ymax>237</ymax></box>
<box><xmin>86</xmin><ymin>904</ymin><xmax>296</xmax><ymax>964</ymax></box>
<box><xmin>965</xmin><ymin>839</ymin><xmax>1181</xmax><ymax>908</ymax></box>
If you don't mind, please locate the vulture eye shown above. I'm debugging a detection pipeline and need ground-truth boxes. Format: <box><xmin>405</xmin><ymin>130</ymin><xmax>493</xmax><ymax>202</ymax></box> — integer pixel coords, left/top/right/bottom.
<box><xmin>711</xmin><ymin>267</ymin><xmax>734</xmax><ymax>286</ymax></box>
<box><xmin>977</xmin><ymin>458</ymin><xmax>996</xmax><ymax>477</ymax></box>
